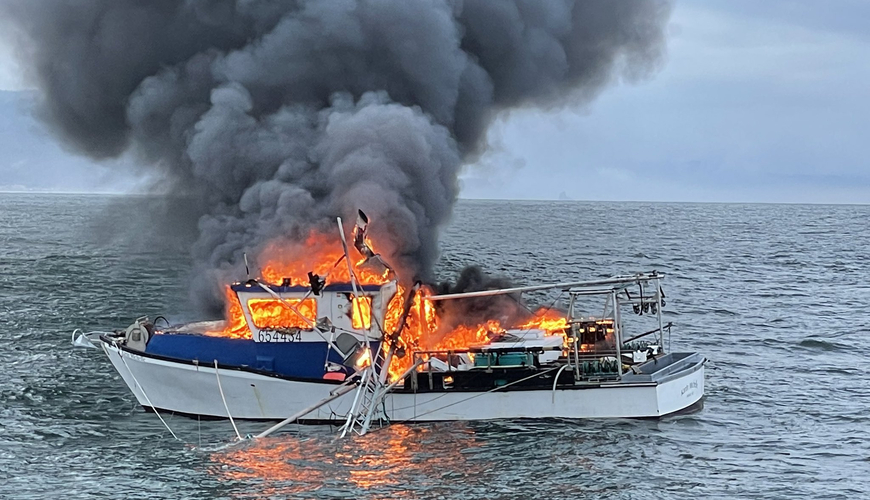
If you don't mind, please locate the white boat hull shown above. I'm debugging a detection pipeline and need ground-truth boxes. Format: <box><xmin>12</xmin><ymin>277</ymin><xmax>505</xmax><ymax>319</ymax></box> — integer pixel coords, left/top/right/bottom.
<box><xmin>101</xmin><ymin>340</ymin><xmax>705</xmax><ymax>422</ymax></box>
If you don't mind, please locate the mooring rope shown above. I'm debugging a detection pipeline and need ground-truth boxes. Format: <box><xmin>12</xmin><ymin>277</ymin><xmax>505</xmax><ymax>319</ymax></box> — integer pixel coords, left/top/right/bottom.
<box><xmin>118</xmin><ymin>350</ymin><xmax>180</xmax><ymax>441</ymax></box>
<box><xmin>388</xmin><ymin>365</ymin><xmax>562</xmax><ymax>418</ymax></box>
<box><xmin>214</xmin><ymin>360</ymin><xmax>242</xmax><ymax>441</ymax></box>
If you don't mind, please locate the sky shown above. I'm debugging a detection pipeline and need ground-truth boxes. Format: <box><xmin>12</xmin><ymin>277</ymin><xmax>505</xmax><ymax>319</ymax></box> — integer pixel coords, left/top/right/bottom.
<box><xmin>0</xmin><ymin>1</ymin><xmax>868</xmax><ymax>203</ymax></box>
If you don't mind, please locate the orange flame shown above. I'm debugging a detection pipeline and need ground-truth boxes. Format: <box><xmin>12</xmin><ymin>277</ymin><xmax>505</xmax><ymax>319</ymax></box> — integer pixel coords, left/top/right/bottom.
<box><xmin>355</xmin><ymin>349</ymin><xmax>372</xmax><ymax>368</ymax></box>
<box><xmin>207</xmin><ymin>287</ymin><xmax>251</xmax><ymax>338</ymax></box>
<box><xmin>248</xmin><ymin>298</ymin><xmax>317</xmax><ymax>330</ymax></box>
<box><xmin>351</xmin><ymin>296</ymin><xmax>372</xmax><ymax>330</ymax></box>
<box><xmin>519</xmin><ymin>308</ymin><xmax>569</xmax><ymax>334</ymax></box>
<box><xmin>260</xmin><ymin>232</ymin><xmax>390</xmax><ymax>287</ymax></box>
<box><xmin>211</xmin><ymin>229</ymin><xmax>572</xmax><ymax>380</ymax></box>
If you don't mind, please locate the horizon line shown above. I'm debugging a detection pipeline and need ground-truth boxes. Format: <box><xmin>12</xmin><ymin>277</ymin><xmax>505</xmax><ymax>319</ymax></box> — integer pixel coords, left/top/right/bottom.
<box><xmin>1</xmin><ymin>189</ymin><xmax>867</xmax><ymax>207</ymax></box>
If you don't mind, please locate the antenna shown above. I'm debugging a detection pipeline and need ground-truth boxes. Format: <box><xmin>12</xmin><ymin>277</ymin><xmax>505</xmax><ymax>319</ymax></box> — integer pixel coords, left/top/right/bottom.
<box><xmin>243</xmin><ymin>252</ymin><xmax>250</xmax><ymax>279</ymax></box>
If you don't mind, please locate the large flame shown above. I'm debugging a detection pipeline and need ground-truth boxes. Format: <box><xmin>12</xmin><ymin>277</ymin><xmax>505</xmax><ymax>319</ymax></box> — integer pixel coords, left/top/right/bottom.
<box><xmin>351</xmin><ymin>296</ymin><xmax>372</xmax><ymax>330</ymax></box>
<box><xmin>383</xmin><ymin>291</ymin><xmax>569</xmax><ymax>380</ymax></box>
<box><xmin>260</xmin><ymin>232</ymin><xmax>390</xmax><ymax>286</ymax></box>
<box><xmin>248</xmin><ymin>298</ymin><xmax>317</xmax><ymax>330</ymax></box>
<box><xmin>211</xmin><ymin>229</ymin><xmax>571</xmax><ymax>379</ymax></box>
<box><xmin>207</xmin><ymin>287</ymin><xmax>250</xmax><ymax>338</ymax></box>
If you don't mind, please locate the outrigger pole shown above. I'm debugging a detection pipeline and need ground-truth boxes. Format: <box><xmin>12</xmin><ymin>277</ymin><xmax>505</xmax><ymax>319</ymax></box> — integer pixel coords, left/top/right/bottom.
<box><xmin>336</xmin><ymin>216</ymin><xmax>375</xmax><ymax>354</ymax></box>
<box><xmin>336</xmin><ymin>215</ymin><xmax>390</xmax><ymax>438</ymax></box>
<box><xmin>427</xmin><ymin>273</ymin><xmax>665</xmax><ymax>301</ymax></box>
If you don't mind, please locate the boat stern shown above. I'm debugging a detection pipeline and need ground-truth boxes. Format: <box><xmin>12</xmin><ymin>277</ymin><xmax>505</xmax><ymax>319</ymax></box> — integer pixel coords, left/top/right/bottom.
<box><xmin>622</xmin><ymin>352</ymin><xmax>706</xmax><ymax>416</ymax></box>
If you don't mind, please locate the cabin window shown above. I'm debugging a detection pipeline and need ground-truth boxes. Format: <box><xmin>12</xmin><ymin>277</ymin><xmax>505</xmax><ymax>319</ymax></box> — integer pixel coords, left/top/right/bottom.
<box><xmin>351</xmin><ymin>296</ymin><xmax>372</xmax><ymax>330</ymax></box>
<box><xmin>247</xmin><ymin>298</ymin><xmax>317</xmax><ymax>330</ymax></box>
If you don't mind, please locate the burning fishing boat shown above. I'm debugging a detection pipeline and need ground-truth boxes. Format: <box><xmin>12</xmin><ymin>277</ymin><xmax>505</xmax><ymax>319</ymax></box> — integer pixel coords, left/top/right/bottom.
<box><xmin>74</xmin><ymin>213</ymin><xmax>705</xmax><ymax>436</ymax></box>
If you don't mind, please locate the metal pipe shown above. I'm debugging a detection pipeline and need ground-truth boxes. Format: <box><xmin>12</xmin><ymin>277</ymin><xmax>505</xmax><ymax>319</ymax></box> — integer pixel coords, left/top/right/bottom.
<box><xmin>336</xmin><ymin>217</ymin><xmax>375</xmax><ymax>355</ymax></box>
<box><xmin>616</xmin><ymin>294</ymin><xmax>622</xmax><ymax>349</ymax></box>
<box><xmin>427</xmin><ymin>273</ymin><xmax>665</xmax><ymax>301</ymax></box>
<box><xmin>569</xmin><ymin>294</ymin><xmax>581</xmax><ymax>382</ymax></box>
<box><xmin>616</xmin><ymin>298</ymin><xmax>662</xmax><ymax>305</ymax></box>
<box><xmin>623</xmin><ymin>323</ymin><xmax>673</xmax><ymax>344</ymax></box>
<box><xmin>256</xmin><ymin>381</ymin><xmax>358</xmax><ymax>438</ymax></box>
<box><xmin>613</xmin><ymin>291</ymin><xmax>622</xmax><ymax>378</ymax></box>
<box><xmin>382</xmin><ymin>358</ymin><xmax>425</xmax><ymax>393</ymax></box>
<box><xmin>656</xmin><ymin>278</ymin><xmax>665</xmax><ymax>349</ymax></box>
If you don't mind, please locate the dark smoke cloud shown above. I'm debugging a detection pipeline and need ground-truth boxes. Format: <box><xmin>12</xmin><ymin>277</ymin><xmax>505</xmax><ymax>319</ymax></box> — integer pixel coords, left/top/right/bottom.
<box><xmin>431</xmin><ymin>266</ymin><xmax>525</xmax><ymax>337</ymax></box>
<box><xmin>1</xmin><ymin>0</ymin><xmax>672</xmax><ymax>314</ymax></box>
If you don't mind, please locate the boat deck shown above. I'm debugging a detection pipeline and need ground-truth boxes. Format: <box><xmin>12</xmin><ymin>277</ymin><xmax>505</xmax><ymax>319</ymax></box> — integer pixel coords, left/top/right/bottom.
<box><xmin>396</xmin><ymin>351</ymin><xmax>705</xmax><ymax>393</ymax></box>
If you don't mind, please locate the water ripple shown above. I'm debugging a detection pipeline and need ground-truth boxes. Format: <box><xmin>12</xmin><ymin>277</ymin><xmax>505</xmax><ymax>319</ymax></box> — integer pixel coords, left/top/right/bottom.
<box><xmin>1</xmin><ymin>195</ymin><xmax>869</xmax><ymax>498</ymax></box>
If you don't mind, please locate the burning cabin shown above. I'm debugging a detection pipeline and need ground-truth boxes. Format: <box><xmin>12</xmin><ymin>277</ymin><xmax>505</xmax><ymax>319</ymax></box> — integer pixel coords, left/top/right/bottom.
<box><xmin>127</xmin><ymin>279</ymin><xmax>398</xmax><ymax>381</ymax></box>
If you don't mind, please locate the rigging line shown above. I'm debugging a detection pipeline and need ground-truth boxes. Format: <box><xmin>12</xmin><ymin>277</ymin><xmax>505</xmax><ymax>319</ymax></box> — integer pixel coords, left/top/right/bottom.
<box><xmin>323</xmin><ymin>327</ymin><xmax>336</xmax><ymax>371</ymax></box>
<box><xmin>254</xmin><ymin>281</ymin><xmax>346</xmax><ymax>355</ymax></box>
<box><xmin>409</xmin><ymin>366</ymin><xmax>562</xmax><ymax>420</ymax></box>
<box><xmin>325</xmin><ymin>254</ymin><xmax>346</xmax><ymax>277</ymax></box>
<box><xmin>501</xmin><ymin>290</ymin><xmax>566</xmax><ymax>349</ymax></box>
<box><xmin>346</xmin><ymin>269</ymin><xmax>390</xmax><ymax>376</ymax></box>
<box><xmin>118</xmin><ymin>351</ymin><xmax>180</xmax><ymax>441</ymax></box>
<box><xmin>344</xmin><ymin>263</ymin><xmax>387</xmax><ymax>341</ymax></box>
<box><xmin>256</xmin><ymin>281</ymin><xmax>316</xmax><ymax>327</ymax></box>
<box><xmin>320</xmin><ymin>252</ymin><xmax>354</xmax><ymax>369</ymax></box>
<box><xmin>214</xmin><ymin>360</ymin><xmax>242</xmax><ymax>441</ymax></box>
<box><xmin>524</xmin><ymin>290</ymin><xmax>564</xmax><ymax>330</ymax></box>
<box><xmin>505</xmin><ymin>290</ymin><xmax>534</xmax><ymax>315</ymax></box>
<box><xmin>384</xmin><ymin>390</ymin><xmax>452</xmax><ymax>413</ymax></box>
<box><xmin>336</xmin><ymin>218</ymin><xmax>377</xmax><ymax>362</ymax></box>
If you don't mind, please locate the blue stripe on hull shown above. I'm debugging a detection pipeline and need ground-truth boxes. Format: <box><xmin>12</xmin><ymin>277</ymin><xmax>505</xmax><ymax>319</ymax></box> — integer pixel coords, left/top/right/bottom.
<box><xmin>145</xmin><ymin>334</ymin><xmax>366</xmax><ymax>379</ymax></box>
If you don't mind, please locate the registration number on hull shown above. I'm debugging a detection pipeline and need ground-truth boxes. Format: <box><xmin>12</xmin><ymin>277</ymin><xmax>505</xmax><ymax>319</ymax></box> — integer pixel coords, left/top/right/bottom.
<box><xmin>255</xmin><ymin>330</ymin><xmax>302</xmax><ymax>343</ymax></box>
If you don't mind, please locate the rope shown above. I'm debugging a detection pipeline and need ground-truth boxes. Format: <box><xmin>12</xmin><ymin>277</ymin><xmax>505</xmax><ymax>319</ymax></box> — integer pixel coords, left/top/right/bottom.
<box><xmin>118</xmin><ymin>351</ymin><xmax>180</xmax><ymax>441</ymax></box>
<box><xmin>404</xmin><ymin>366</ymin><xmax>562</xmax><ymax>420</ymax></box>
<box><xmin>552</xmin><ymin>364</ymin><xmax>573</xmax><ymax>404</ymax></box>
<box><xmin>214</xmin><ymin>360</ymin><xmax>242</xmax><ymax>441</ymax></box>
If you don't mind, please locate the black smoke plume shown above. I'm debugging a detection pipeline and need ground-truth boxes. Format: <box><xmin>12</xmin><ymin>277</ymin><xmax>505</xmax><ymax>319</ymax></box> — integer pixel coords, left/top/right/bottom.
<box><xmin>430</xmin><ymin>266</ymin><xmax>525</xmax><ymax>341</ymax></box>
<box><xmin>1</xmin><ymin>0</ymin><xmax>672</xmax><ymax>314</ymax></box>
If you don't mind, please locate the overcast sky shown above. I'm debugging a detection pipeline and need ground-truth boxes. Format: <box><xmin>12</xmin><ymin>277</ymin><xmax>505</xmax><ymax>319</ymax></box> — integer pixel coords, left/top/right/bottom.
<box><xmin>1</xmin><ymin>1</ymin><xmax>868</xmax><ymax>203</ymax></box>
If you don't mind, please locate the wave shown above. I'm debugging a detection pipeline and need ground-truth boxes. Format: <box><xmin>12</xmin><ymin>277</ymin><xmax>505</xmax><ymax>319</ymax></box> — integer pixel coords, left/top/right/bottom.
<box><xmin>797</xmin><ymin>338</ymin><xmax>845</xmax><ymax>352</ymax></box>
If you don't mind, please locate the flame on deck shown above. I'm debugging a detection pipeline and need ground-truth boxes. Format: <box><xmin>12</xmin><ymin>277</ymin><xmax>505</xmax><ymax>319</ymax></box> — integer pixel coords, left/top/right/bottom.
<box><xmin>209</xmin><ymin>230</ymin><xmax>571</xmax><ymax>379</ymax></box>
<box><xmin>383</xmin><ymin>292</ymin><xmax>569</xmax><ymax>380</ymax></box>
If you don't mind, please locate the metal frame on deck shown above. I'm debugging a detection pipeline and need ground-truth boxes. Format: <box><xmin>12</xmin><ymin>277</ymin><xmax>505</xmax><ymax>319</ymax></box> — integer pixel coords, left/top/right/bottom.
<box><xmin>423</xmin><ymin>272</ymin><xmax>668</xmax><ymax>386</ymax></box>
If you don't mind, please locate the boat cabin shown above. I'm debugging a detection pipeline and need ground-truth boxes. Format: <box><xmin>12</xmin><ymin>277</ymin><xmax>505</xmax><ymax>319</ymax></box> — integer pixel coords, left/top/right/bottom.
<box><xmin>231</xmin><ymin>280</ymin><xmax>398</xmax><ymax>342</ymax></box>
<box><xmin>115</xmin><ymin>280</ymin><xmax>398</xmax><ymax>382</ymax></box>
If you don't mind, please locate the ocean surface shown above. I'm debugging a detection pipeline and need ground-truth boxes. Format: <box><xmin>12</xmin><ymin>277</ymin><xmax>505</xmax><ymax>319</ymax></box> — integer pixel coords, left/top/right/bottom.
<box><xmin>1</xmin><ymin>193</ymin><xmax>869</xmax><ymax>499</ymax></box>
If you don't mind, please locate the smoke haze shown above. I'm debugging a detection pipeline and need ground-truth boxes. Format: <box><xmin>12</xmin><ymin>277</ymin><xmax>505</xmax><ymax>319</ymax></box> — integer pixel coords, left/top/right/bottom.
<box><xmin>1</xmin><ymin>0</ymin><xmax>672</xmax><ymax>314</ymax></box>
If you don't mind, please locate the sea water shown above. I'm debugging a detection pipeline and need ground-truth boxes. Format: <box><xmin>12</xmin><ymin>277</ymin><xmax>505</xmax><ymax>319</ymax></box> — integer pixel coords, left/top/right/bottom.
<box><xmin>1</xmin><ymin>193</ymin><xmax>868</xmax><ymax>499</ymax></box>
